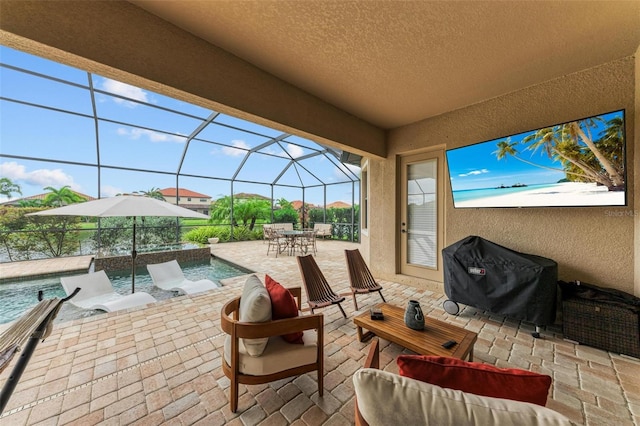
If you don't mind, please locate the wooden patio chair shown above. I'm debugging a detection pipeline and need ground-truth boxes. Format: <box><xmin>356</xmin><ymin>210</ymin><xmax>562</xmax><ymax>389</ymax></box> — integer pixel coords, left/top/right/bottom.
<box><xmin>297</xmin><ymin>254</ymin><xmax>347</xmax><ymax>318</ymax></box>
<box><xmin>345</xmin><ymin>249</ymin><xmax>386</xmax><ymax>310</ymax></box>
<box><xmin>220</xmin><ymin>285</ymin><xmax>324</xmax><ymax>412</ymax></box>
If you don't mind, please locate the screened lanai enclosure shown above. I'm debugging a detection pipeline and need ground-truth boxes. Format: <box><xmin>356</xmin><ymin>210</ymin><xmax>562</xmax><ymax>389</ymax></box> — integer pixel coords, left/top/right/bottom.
<box><xmin>0</xmin><ymin>46</ymin><xmax>361</xmax><ymax>261</ymax></box>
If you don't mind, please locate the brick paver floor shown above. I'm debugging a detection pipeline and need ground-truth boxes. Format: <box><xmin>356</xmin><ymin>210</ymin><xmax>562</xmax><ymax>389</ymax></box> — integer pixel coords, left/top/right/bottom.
<box><xmin>1</xmin><ymin>240</ymin><xmax>638</xmax><ymax>425</ymax></box>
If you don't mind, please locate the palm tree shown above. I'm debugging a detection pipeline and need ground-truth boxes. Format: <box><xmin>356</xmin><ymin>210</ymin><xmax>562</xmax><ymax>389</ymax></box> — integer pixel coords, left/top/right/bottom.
<box><xmin>210</xmin><ymin>196</ymin><xmax>270</xmax><ymax>230</ymax></box>
<box><xmin>210</xmin><ymin>196</ymin><xmax>235</xmax><ymax>225</ymax></box>
<box><xmin>136</xmin><ymin>187</ymin><xmax>165</xmax><ymax>200</ymax></box>
<box><xmin>0</xmin><ymin>177</ymin><xmax>22</xmax><ymax>199</ymax></box>
<box><xmin>18</xmin><ymin>199</ymin><xmax>43</xmax><ymax>207</ymax></box>
<box><xmin>275</xmin><ymin>198</ymin><xmax>293</xmax><ymax>209</ymax></box>
<box><xmin>233</xmin><ymin>198</ymin><xmax>270</xmax><ymax>230</ymax></box>
<box><xmin>273</xmin><ymin>197</ymin><xmax>298</xmax><ymax>225</ymax></box>
<box><xmin>42</xmin><ymin>186</ymin><xmax>86</xmax><ymax>207</ymax></box>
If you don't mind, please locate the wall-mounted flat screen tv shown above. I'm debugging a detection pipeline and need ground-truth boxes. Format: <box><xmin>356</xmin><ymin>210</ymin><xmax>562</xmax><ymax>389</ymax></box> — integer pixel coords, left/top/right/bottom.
<box><xmin>445</xmin><ymin>109</ymin><xmax>626</xmax><ymax>208</ymax></box>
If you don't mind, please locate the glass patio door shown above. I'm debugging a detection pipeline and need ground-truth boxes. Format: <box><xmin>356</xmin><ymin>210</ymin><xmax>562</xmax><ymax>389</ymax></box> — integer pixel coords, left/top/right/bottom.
<box><xmin>399</xmin><ymin>150</ymin><xmax>445</xmax><ymax>281</ymax></box>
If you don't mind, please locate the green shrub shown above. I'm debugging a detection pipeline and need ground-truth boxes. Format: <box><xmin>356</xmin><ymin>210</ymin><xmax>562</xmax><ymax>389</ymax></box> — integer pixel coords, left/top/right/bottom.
<box><xmin>183</xmin><ymin>225</ymin><xmax>263</xmax><ymax>243</ymax></box>
<box><xmin>183</xmin><ymin>226</ymin><xmax>225</xmax><ymax>243</ymax></box>
<box><xmin>0</xmin><ymin>206</ymin><xmax>82</xmax><ymax>259</ymax></box>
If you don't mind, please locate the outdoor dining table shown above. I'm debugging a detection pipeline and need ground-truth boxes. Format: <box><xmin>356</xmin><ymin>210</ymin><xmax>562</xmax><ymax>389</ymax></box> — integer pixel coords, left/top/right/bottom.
<box><xmin>277</xmin><ymin>230</ymin><xmax>305</xmax><ymax>256</ymax></box>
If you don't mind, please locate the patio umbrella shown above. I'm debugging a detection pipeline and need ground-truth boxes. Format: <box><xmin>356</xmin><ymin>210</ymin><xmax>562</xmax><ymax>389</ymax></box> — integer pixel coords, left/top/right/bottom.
<box><xmin>27</xmin><ymin>196</ymin><xmax>210</xmax><ymax>293</ymax></box>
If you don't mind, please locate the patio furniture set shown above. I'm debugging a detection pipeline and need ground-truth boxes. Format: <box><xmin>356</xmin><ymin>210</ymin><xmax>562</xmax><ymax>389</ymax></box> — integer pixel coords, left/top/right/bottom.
<box><xmin>218</xmin><ymin>247</ymin><xmax>574</xmax><ymax>424</ymax></box>
<box><xmin>0</xmin><ymin>246</ymin><xmax>573</xmax><ymax>422</ymax></box>
<box><xmin>265</xmin><ymin>226</ymin><xmax>319</xmax><ymax>257</ymax></box>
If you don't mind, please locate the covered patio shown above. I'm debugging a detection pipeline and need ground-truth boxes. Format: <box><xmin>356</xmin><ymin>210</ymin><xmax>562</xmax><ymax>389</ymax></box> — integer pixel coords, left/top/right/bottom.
<box><xmin>1</xmin><ymin>240</ymin><xmax>637</xmax><ymax>425</ymax></box>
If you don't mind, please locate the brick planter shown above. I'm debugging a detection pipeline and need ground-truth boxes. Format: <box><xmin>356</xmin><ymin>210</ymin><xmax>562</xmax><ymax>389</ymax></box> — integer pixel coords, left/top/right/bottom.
<box><xmin>94</xmin><ymin>246</ymin><xmax>211</xmax><ymax>272</ymax></box>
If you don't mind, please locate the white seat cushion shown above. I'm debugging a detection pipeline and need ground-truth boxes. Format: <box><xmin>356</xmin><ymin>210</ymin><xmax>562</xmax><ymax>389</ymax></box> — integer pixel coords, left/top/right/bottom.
<box><xmin>172</xmin><ymin>278</ymin><xmax>217</xmax><ymax>295</ymax></box>
<box><xmin>354</xmin><ymin>368</ymin><xmax>575</xmax><ymax>426</ymax></box>
<box><xmin>74</xmin><ymin>292</ymin><xmax>156</xmax><ymax>312</ymax></box>
<box><xmin>224</xmin><ymin>330</ymin><xmax>317</xmax><ymax>376</ymax></box>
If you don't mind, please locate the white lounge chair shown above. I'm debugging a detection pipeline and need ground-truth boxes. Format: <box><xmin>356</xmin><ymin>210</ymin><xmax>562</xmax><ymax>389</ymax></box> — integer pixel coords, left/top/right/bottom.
<box><xmin>60</xmin><ymin>270</ymin><xmax>157</xmax><ymax>313</ymax></box>
<box><xmin>146</xmin><ymin>259</ymin><xmax>217</xmax><ymax>295</ymax></box>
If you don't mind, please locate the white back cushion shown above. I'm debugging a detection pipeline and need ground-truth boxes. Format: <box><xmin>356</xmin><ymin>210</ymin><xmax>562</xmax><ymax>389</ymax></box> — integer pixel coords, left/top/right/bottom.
<box><xmin>353</xmin><ymin>369</ymin><xmax>575</xmax><ymax>426</ymax></box>
<box><xmin>239</xmin><ymin>275</ymin><xmax>272</xmax><ymax>356</ymax></box>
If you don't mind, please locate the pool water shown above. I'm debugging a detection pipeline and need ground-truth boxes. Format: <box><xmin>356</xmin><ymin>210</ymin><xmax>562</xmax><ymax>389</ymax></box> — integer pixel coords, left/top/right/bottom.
<box><xmin>0</xmin><ymin>258</ymin><xmax>253</xmax><ymax>325</ymax></box>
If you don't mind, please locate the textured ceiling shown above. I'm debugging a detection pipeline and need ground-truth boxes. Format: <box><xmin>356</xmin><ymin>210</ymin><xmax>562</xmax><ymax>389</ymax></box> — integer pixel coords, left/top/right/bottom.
<box><xmin>130</xmin><ymin>1</ymin><xmax>640</xmax><ymax>129</ymax></box>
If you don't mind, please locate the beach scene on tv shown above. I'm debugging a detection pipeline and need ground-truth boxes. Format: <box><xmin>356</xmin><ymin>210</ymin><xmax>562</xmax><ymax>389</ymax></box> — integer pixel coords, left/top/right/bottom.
<box><xmin>446</xmin><ymin>110</ymin><xmax>626</xmax><ymax>208</ymax></box>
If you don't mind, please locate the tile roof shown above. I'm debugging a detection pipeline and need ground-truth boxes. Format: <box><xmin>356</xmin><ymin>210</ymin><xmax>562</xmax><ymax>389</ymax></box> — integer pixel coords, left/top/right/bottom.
<box><xmin>327</xmin><ymin>201</ymin><xmax>351</xmax><ymax>208</ymax></box>
<box><xmin>159</xmin><ymin>188</ymin><xmax>211</xmax><ymax>198</ymax></box>
<box><xmin>0</xmin><ymin>190</ymin><xmax>96</xmax><ymax>205</ymax></box>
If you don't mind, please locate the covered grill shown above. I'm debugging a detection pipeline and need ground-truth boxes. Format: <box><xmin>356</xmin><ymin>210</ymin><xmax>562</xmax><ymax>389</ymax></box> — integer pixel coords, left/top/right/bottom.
<box><xmin>442</xmin><ymin>236</ymin><xmax>558</xmax><ymax>327</ymax></box>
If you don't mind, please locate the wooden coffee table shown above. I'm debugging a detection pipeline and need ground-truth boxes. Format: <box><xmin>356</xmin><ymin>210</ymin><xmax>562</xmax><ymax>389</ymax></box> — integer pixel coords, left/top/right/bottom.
<box><xmin>354</xmin><ymin>303</ymin><xmax>478</xmax><ymax>361</ymax></box>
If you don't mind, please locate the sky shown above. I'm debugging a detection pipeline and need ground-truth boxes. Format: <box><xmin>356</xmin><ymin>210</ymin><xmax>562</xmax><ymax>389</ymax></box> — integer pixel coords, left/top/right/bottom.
<box><xmin>0</xmin><ymin>46</ymin><xmax>360</xmax><ymax>206</ymax></box>
<box><xmin>445</xmin><ymin>110</ymin><xmax>624</xmax><ymax>192</ymax></box>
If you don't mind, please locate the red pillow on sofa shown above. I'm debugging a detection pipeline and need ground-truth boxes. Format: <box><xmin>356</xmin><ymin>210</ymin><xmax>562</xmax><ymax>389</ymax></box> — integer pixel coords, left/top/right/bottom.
<box><xmin>397</xmin><ymin>355</ymin><xmax>552</xmax><ymax>406</ymax></box>
<box><xmin>265</xmin><ymin>275</ymin><xmax>304</xmax><ymax>344</ymax></box>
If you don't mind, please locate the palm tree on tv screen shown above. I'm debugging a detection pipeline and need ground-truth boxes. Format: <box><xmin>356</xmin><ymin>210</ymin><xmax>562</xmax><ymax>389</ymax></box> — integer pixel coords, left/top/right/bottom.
<box><xmin>135</xmin><ymin>187</ymin><xmax>165</xmax><ymax>200</ymax></box>
<box><xmin>495</xmin><ymin>115</ymin><xmax>625</xmax><ymax>191</ymax></box>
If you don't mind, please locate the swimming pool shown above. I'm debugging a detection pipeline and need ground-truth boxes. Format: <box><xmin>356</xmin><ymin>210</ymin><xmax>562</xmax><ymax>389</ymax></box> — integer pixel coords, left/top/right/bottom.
<box><xmin>0</xmin><ymin>257</ymin><xmax>253</xmax><ymax>325</ymax></box>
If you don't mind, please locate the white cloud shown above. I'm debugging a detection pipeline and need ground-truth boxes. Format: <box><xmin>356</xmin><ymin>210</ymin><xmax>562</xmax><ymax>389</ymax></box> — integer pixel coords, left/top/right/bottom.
<box><xmin>334</xmin><ymin>162</ymin><xmax>360</xmax><ymax>181</ymax></box>
<box><xmin>100</xmin><ymin>185</ymin><xmax>123</xmax><ymax>197</ymax></box>
<box><xmin>117</xmin><ymin>127</ymin><xmax>186</xmax><ymax>143</ymax></box>
<box><xmin>459</xmin><ymin>169</ymin><xmax>489</xmax><ymax>177</ymax></box>
<box><xmin>100</xmin><ymin>78</ymin><xmax>148</xmax><ymax>107</ymax></box>
<box><xmin>222</xmin><ymin>140</ymin><xmax>250</xmax><ymax>157</ymax></box>
<box><xmin>285</xmin><ymin>144</ymin><xmax>304</xmax><ymax>159</ymax></box>
<box><xmin>0</xmin><ymin>161</ymin><xmax>80</xmax><ymax>191</ymax></box>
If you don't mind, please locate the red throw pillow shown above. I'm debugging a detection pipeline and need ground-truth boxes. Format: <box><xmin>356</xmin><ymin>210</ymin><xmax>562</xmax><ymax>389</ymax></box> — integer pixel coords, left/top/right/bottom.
<box><xmin>265</xmin><ymin>275</ymin><xmax>304</xmax><ymax>344</ymax></box>
<box><xmin>397</xmin><ymin>355</ymin><xmax>552</xmax><ymax>406</ymax></box>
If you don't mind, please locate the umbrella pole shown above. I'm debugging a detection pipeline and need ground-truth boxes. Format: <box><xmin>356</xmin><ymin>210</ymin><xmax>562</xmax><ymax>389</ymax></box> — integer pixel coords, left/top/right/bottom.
<box><xmin>131</xmin><ymin>217</ymin><xmax>137</xmax><ymax>294</ymax></box>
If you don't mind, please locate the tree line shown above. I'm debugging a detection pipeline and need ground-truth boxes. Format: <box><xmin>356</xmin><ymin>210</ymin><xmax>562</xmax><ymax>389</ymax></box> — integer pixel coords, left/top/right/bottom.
<box><xmin>0</xmin><ymin>182</ymin><xmax>359</xmax><ymax>259</ymax></box>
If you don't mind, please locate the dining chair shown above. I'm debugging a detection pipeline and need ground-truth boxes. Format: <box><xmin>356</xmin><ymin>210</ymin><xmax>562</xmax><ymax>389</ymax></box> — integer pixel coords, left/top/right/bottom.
<box><xmin>265</xmin><ymin>227</ymin><xmax>286</xmax><ymax>257</ymax></box>
<box><xmin>298</xmin><ymin>229</ymin><xmax>317</xmax><ymax>255</ymax></box>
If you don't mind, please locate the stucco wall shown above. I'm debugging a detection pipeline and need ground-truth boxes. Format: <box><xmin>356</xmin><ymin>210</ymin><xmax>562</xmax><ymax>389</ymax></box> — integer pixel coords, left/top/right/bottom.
<box><xmin>636</xmin><ymin>46</ymin><xmax>640</xmax><ymax>297</ymax></box>
<box><xmin>367</xmin><ymin>57</ymin><xmax>637</xmax><ymax>295</ymax></box>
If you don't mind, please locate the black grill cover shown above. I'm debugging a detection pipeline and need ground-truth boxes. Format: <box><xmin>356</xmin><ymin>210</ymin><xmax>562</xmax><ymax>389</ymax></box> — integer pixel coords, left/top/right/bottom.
<box><xmin>442</xmin><ymin>236</ymin><xmax>558</xmax><ymax>326</ymax></box>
